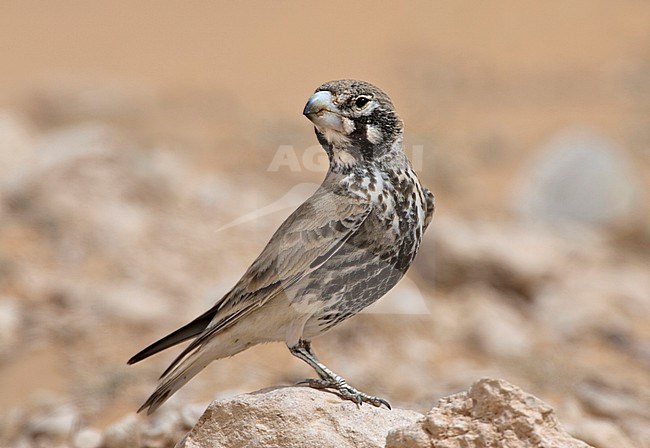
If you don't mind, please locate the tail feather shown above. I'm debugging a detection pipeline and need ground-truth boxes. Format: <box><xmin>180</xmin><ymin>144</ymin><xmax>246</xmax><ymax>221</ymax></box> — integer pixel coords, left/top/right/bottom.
<box><xmin>137</xmin><ymin>349</ymin><xmax>213</xmax><ymax>415</ymax></box>
<box><xmin>127</xmin><ymin>309</ymin><xmax>217</xmax><ymax>365</ymax></box>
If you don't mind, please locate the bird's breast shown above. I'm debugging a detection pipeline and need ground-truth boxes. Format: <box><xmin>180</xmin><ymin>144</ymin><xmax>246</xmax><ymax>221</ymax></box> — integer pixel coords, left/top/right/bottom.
<box><xmin>344</xmin><ymin>165</ymin><xmax>426</xmax><ymax>251</ymax></box>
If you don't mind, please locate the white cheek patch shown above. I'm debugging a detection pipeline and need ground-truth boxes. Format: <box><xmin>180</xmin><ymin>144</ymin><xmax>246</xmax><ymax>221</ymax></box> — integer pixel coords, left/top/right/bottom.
<box><xmin>320</xmin><ymin>127</ymin><xmax>351</xmax><ymax>146</ymax></box>
<box><xmin>318</xmin><ymin>116</ymin><xmax>355</xmax><ymax>146</ymax></box>
<box><xmin>366</xmin><ymin>125</ymin><xmax>383</xmax><ymax>144</ymax></box>
<box><xmin>341</xmin><ymin>117</ymin><xmax>356</xmax><ymax>134</ymax></box>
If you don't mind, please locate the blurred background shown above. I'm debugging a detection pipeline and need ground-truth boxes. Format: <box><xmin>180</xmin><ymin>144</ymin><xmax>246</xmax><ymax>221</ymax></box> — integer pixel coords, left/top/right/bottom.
<box><xmin>1</xmin><ymin>1</ymin><xmax>649</xmax><ymax>447</ymax></box>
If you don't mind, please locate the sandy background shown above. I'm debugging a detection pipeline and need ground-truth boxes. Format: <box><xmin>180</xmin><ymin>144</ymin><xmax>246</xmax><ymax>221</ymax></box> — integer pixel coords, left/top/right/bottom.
<box><xmin>0</xmin><ymin>2</ymin><xmax>649</xmax><ymax>447</ymax></box>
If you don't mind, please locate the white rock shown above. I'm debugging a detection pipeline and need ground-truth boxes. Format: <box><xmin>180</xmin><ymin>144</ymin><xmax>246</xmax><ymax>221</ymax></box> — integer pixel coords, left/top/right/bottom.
<box><xmin>387</xmin><ymin>378</ymin><xmax>593</xmax><ymax>448</ymax></box>
<box><xmin>9</xmin><ymin>438</ymin><xmax>31</xmax><ymax>448</ymax></box>
<box><xmin>534</xmin><ymin>264</ymin><xmax>650</xmax><ymax>342</ymax></box>
<box><xmin>180</xmin><ymin>403</ymin><xmax>207</xmax><ymax>428</ymax></box>
<box><xmin>570</xmin><ymin>418</ymin><xmax>636</xmax><ymax>448</ymax></box>
<box><xmin>27</xmin><ymin>403</ymin><xmax>79</xmax><ymax>440</ymax></box>
<box><xmin>463</xmin><ymin>287</ymin><xmax>535</xmax><ymax>358</ymax></box>
<box><xmin>177</xmin><ymin>386</ymin><xmax>422</xmax><ymax>448</ymax></box>
<box><xmin>576</xmin><ymin>380</ymin><xmax>650</xmax><ymax>420</ymax></box>
<box><xmin>73</xmin><ymin>427</ymin><xmax>104</xmax><ymax>448</ymax></box>
<box><xmin>144</xmin><ymin>406</ymin><xmax>181</xmax><ymax>442</ymax></box>
<box><xmin>104</xmin><ymin>414</ymin><xmax>142</xmax><ymax>448</ymax></box>
<box><xmin>423</xmin><ymin>216</ymin><xmax>585</xmax><ymax>294</ymax></box>
<box><xmin>515</xmin><ymin>129</ymin><xmax>644</xmax><ymax>230</ymax></box>
<box><xmin>97</xmin><ymin>283</ymin><xmax>173</xmax><ymax>325</ymax></box>
<box><xmin>0</xmin><ymin>297</ymin><xmax>21</xmax><ymax>355</ymax></box>
<box><xmin>0</xmin><ymin>112</ymin><xmax>34</xmax><ymax>182</ymax></box>
<box><xmin>34</xmin><ymin>123</ymin><xmax>118</xmax><ymax>172</ymax></box>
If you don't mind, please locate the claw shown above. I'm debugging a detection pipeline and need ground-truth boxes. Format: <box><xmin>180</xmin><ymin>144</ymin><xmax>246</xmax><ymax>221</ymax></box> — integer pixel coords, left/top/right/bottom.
<box><xmin>379</xmin><ymin>398</ymin><xmax>392</xmax><ymax>410</ymax></box>
<box><xmin>296</xmin><ymin>377</ymin><xmax>391</xmax><ymax>409</ymax></box>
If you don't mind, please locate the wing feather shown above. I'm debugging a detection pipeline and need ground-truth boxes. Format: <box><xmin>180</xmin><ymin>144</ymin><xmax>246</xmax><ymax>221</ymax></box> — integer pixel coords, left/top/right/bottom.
<box><xmin>423</xmin><ymin>187</ymin><xmax>435</xmax><ymax>231</ymax></box>
<box><xmin>130</xmin><ymin>186</ymin><xmax>371</xmax><ymax>373</ymax></box>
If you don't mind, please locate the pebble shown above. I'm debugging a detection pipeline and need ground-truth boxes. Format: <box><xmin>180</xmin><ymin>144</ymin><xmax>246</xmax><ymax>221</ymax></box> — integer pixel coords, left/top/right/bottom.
<box><xmin>73</xmin><ymin>427</ymin><xmax>104</xmax><ymax>448</ymax></box>
<box><xmin>570</xmin><ymin>418</ymin><xmax>636</xmax><ymax>448</ymax></box>
<box><xmin>0</xmin><ymin>297</ymin><xmax>21</xmax><ymax>356</ymax></box>
<box><xmin>181</xmin><ymin>403</ymin><xmax>207</xmax><ymax>428</ymax></box>
<box><xmin>515</xmin><ymin>128</ymin><xmax>644</xmax><ymax>231</ymax></box>
<box><xmin>27</xmin><ymin>403</ymin><xmax>79</xmax><ymax>440</ymax></box>
<box><xmin>104</xmin><ymin>414</ymin><xmax>141</xmax><ymax>448</ymax></box>
<box><xmin>464</xmin><ymin>287</ymin><xmax>534</xmax><ymax>358</ymax></box>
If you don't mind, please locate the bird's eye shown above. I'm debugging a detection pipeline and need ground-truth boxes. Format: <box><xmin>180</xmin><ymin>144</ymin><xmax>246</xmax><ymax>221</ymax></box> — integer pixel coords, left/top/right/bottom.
<box><xmin>354</xmin><ymin>96</ymin><xmax>371</xmax><ymax>108</ymax></box>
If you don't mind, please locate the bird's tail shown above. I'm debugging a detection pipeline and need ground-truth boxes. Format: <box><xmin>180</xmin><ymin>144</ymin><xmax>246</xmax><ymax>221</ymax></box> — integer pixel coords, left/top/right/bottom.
<box><xmin>137</xmin><ymin>348</ymin><xmax>212</xmax><ymax>415</ymax></box>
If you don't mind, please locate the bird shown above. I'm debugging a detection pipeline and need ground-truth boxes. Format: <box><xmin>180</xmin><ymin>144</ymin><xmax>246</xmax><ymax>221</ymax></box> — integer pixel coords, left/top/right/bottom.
<box><xmin>128</xmin><ymin>79</ymin><xmax>435</xmax><ymax>414</ymax></box>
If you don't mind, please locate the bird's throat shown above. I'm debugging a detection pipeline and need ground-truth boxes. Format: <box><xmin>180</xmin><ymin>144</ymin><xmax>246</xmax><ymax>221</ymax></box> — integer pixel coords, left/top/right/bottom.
<box><xmin>331</xmin><ymin>148</ymin><xmax>359</xmax><ymax>169</ymax></box>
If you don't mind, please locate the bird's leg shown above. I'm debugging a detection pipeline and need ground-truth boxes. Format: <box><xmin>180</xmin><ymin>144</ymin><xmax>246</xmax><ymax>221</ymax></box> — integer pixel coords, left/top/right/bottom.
<box><xmin>289</xmin><ymin>339</ymin><xmax>391</xmax><ymax>409</ymax></box>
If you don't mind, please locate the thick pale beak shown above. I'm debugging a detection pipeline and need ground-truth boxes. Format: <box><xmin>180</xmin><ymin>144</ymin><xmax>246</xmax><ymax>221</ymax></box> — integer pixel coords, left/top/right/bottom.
<box><xmin>303</xmin><ymin>90</ymin><xmax>346</xmax><ymax>133</ymax></box>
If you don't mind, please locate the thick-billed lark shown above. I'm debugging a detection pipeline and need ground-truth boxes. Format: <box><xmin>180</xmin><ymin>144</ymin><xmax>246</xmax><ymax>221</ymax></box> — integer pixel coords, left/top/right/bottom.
<box><xmin>129</xmin><ymin>79</ymin><xmax>434</xmax><ymax>414</ymax></box>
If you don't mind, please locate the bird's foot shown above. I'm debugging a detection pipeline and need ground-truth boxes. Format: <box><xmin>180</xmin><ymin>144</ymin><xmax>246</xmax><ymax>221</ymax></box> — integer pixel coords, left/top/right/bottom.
<box><xmin>298</xmin><ymin>378</ymin><xmax>391</xmax><ymax>409</ymax></box>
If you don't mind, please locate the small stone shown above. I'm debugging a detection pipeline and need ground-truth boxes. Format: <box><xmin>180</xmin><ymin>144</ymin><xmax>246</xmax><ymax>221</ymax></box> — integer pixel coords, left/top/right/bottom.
<box><xmin>104</xmin><ymin>414</ymin><xmax>141</xmax><ymax>448</ymax></box>
<box><xmin>0</xmin><ymin>407</ymin><xmax>27</xmax><ymax>443</ymax></box>
<box><xmin>464</xmin><ymin>287</ymin><xmax>534</xmax><ymax>358</ymax></box>
<box><xmin>385</xmin><ymin>424</ymin><xmax>430</xmax><ymax>448</ymax></box>
<box><xmin>73</xmin><ymin>427</ymin><xmax>104</xmax><ymax>448</ymax></box>
<box><xmin>181</xmin><ymin>403</ymin><xmax>207</xmax><ymax>428</ymax></box>
<box><xmin>577</xmin><ymin>380</ymin><xmax>649</xmax><ymax>420</ymax></box>
<box><xmin>514</xmin><ymin>128</ymin><xmax>644</xmax><ymax>231</ymax></box>
<box><xmin>0</xmin><ymin>297</ymin><xmax>21</xmax><ymax>356</ymax></box>
<box><xmin>570</xmin><ymin>418</ymin><xmax>636</xmax><ymax>448</ymax></box>
<box><xmin>34</xmin><ymin>124</ymin><xmax>117</xmax><ymax>171</ymax></box>
<box><xmin>27</xmin><ymin>403</ymin><xmax>79</xmax><ymax>440</ymax></box>
<box><xmin>0</xmin><ymin>112</ymin><xmax>34</xmax><ymax>184</ymax></box>
<box><xmin>9</xmin><ymin>438</ymin><xmax>31</xmax><ymax>448</ymax></box>
<box><xmin>150</xmin><ymin>408</ymin><xmax>180</xmax><ymax>433</ymax></box>
<box><xmin>97</xmin><ymin>283</ymin><xmax>173</xmax><ymax>325</ymax></box>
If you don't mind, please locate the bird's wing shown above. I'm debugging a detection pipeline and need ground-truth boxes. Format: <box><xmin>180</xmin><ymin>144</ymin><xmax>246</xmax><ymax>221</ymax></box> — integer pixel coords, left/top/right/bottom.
<box><xmin>234</xmin><ymin>187</ymin><xmax>372</xmax><ymax>302</ymax></box>
<box><xmin>423</xmin><ymin>187</ymin><xmax>435</xmax><ymax>232</ymax></box>
<box><xmin>133</xmin><ymin>186</ymin><xmax>371</xmax><ymax>375</ymax></box>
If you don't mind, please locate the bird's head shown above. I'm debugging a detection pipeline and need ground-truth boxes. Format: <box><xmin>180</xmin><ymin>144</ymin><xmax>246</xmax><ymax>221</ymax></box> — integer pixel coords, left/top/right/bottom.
<box><xmin>303</xmin><ymin>80</ymin><xmax>404</xmax><ymax>169</ymax></box>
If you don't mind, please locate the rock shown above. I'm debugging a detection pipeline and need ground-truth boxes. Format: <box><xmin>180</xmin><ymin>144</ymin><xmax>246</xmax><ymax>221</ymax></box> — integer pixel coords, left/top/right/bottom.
<box><xmin>418</xmin><ymin>216</ymin><xmax>589</xmax><ymax>298</ymax></box>
<box><xmin>514</xmin><ymin>129</ymin><xmax>644</xmax><ymax>231</ymax></box>
<box><xmin>180</xmin><ymin>403</ymin><xmax>207</xmax><ymax>429</ymax></box>
<box><xmin>0</xmin><ymin>112</ymin><xmax>34</xmax><ymax>185</ymax></box>
<box><xmin>177</xmin><ymin>380</ymin><xmax>592</xmax><ymax>448</ymax></box>
<box><xmin>26</xmin><ymin>83</ymin><xmax>152</xmax><ymax>126</ymax></box>
<box><xmin>176</xmin><ymin>386</ymin><xmax>422</xmax><ymax>448</ymax></box>
<box><xmin>0</xmin><ymin>296</ymin><xmax>21</xmax><ymax>357</ymax></box>
<box><xmin>386</xmin><ymin>378</ymin><xmax>592</xmax><ymax>448</ymax></box>
<box><xmin>569</xmin><ymin>418</ymin><xmax>636</xmax><ymax>448</ymax></box>
<box><xmin>73</xmin><ymin>427</ymin><xmax>104</xmax><ymax>448</ymax></box>
<box><xmin>2</xmin><ymin>123</ymin><xmax>119</xmax><ymax>194</ymax></box>
<box><xmin>104</xmin><ymin>414</ymin><xmax>142</xmax><ymax>448</ymax></box>
<box><xmin>618</xmin><ymin>416</ymin><xmax>650</xmax><ymax>448</ymax></box>
<box><xmin>533</xmin><ymin>264</ymin><xmax>650</xmax><ymax>343</ymax></box>
<box><xmin>576</xmin><ymin>379</ymin><xmax>650</xmax><ymax>420</ymax></box>
<box><xmin>27</xmin><ymin>403</ymin><xmax>79</xmax><ymax>440</ymax></box>
<box><xmin>142</xmin><ymin>406</ymin><xmax>185</xmax><ymax>448</ymax></box>
<box><xmin>97</xmin><ymin>283</ymin><xmax>174</xmax><ymax>326</ymax></box>
<box><xmin>0</xmin><ymin>407</ymin><xmax>27</xmax><ymax>444</ymax></box>
<box><xmin>463</xmin><ymin>288</ymin><xmax>535</xmax><ymax>358</ymax></box>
